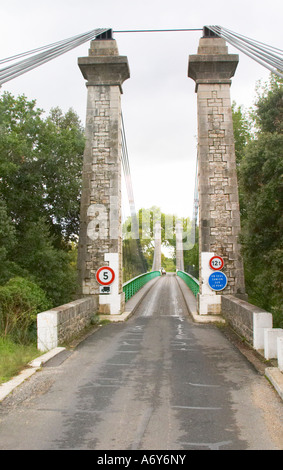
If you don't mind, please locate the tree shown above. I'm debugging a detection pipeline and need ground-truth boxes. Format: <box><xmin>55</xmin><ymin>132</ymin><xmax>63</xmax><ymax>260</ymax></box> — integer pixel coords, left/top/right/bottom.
<box><xmin>232</xmin><ymin>101</ymin><xmax>252</xmax><ymax>166</ymax></box>
<box><xmin>0</xmin><ymin>198</ymin><xmax>21</xmax><ymax>285</ymax></box>
<box><xmin>13</xmin><ymin>217</ymin><xmax>78</xmax><ymax>307</ymax></box>
<box><xmin>122</xmin><ymin>207</ymin><xmax>198</xmax><ymax>278</ymax></box>
<box><xmin>0</xmin><ymin>93</ymin><xmax>85</xmax><ymax>246</ymax></box>
<box><xmin>0</xmin><ymin>92</ymin><xmax>85</xmax><ymax>306</ymax></box>
<box><xmin>237</xmin><ymin>75</ymin><xmax>283</xmax><ymax>327</ymax></box>
<box><xmin>253</xmin><ymin>74</ymin><xmax>283</xmax><ymax>133</ymax></box>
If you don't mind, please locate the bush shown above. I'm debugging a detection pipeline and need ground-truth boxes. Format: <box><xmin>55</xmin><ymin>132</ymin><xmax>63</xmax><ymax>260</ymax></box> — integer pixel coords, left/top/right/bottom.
<box><xmin>12</xmin><ymin>218</ymin><xmax>78</xmax><ymax>307</ymax></box>
<box><xmin>0</xmin><ymin>277</ymin><xmax>51</xmax><ymax>343</ymax></box>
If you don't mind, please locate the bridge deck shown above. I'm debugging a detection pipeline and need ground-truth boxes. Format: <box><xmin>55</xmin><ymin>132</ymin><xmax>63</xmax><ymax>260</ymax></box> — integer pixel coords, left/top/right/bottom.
<box><xmin>0</xmin><ymin>274</ymin><xmax>282</xmax><ymax>449</ymax></box>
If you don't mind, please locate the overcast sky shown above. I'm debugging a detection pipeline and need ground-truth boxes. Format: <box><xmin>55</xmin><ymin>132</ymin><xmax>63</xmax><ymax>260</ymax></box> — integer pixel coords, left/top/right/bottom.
<box><xmin>0</xmin><ymin>0</ymin><xmax>282</xmax><ymax>220</ymax></box>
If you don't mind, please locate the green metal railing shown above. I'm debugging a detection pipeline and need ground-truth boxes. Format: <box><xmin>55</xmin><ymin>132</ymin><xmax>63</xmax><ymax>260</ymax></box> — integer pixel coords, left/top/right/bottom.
<box><xmin>123</xmin><ymin>271</ymin><xmax>161</xmax><ymax>302</ymax></box>
<box><xmin>177</xmin><ymin>270</ymin><xmax>200</xmax><ymax>297</ymax></box>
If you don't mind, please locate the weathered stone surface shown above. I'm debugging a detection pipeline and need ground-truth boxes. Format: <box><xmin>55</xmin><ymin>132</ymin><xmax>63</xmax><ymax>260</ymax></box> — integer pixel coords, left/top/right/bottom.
<box><xmin>188</xmin><ymin>37</ymin><xmax>246</xmax><ymax>314</ymax></box>
<box><xmin>77</xmin><ymin>39</ymin><xmax>129</xmax><ymax>314</ymax></box>
<box><xmin>37</xmin><ymin>297</ymin><xmax>98</xmax><ymax>351</ymax></box>
<box><xmin>221</xmin><ymin>295</ymin><xmax>270</xmax><ymax>345</ymax></box>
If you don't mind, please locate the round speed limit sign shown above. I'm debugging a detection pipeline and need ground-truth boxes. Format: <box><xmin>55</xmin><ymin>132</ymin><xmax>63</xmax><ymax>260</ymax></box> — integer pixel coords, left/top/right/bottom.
<box><xmin>96</xmin><ymin>266</ymin><xmax>115</xmax><ymax>286</ymax></box>
<box><xmin>209</xmin><ymin>256</ymin><xmax>224</xmax><ymax>271</ymax></box>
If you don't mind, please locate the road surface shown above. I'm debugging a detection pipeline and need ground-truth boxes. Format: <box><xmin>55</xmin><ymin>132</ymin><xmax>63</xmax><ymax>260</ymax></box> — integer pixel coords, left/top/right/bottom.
<box><xmin>0</xmin><ymin>274</ymin><xmax>282</xmax><ymax>450</ymax></box>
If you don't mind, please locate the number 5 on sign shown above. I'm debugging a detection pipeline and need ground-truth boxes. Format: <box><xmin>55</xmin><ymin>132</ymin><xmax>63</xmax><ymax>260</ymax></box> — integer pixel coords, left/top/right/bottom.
<box><xmin>96</xmin><ymin>266</ymin><xmax>115</xmax><ymax>286</ymax></box>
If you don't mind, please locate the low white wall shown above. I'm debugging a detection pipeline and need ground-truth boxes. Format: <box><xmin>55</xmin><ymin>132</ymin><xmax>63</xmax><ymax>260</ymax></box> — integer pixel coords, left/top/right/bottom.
<box><xmin>221</xmin><ymin>295</ymin><xmax>273</xmax><ymax>348</ymax></box>
<box><xmin>37</xmin><ymin>296</ymin><xmax>98</xmax><ymax>352</ymax></box>
<box><xmin>221</xmin><ymin>295</ymin><xmax>283</xmax><ymax>365</ymax></box>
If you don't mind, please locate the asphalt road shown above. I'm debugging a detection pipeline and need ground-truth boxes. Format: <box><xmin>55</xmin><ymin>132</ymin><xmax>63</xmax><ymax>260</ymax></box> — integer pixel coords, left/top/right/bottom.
<box><xmin>0</xmin><ymin>274</ymin><xmax>282</xmax><ymax>450</ymax></box>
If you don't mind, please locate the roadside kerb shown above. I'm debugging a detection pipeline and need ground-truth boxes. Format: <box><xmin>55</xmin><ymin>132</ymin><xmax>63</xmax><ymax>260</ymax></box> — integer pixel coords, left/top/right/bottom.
<box><xmin>0</xmin><ymin>347</ymin><xmax>66</xmax><ymax>402</ymax></box>
<box><xmin>265</xmin><ymin>368</ymin><xmax>283</xmax><ymax>401</ymax></box>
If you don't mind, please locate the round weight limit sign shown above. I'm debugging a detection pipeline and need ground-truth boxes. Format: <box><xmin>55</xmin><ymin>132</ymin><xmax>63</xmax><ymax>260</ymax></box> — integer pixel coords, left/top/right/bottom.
<box><xmin>96</xmin><ymin>266</ymin><xmax>115</xmax><ymax>286</ymax></box>
<box><xmin>209</xmin><ymin>255</ymin><xmax>224</xmax><ymax>271</ymax></box>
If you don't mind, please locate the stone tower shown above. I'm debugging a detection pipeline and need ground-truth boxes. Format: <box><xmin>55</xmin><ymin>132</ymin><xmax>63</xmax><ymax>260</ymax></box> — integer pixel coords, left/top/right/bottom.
<box><xmin>188</xmin><ymin>30</ymin><xmax>246</xmax><ymax>314</ymax></box>
<box><xmin>77</xmin><ymin>34</ymin><xmax>130</xmax><ymax>314</ymax></box>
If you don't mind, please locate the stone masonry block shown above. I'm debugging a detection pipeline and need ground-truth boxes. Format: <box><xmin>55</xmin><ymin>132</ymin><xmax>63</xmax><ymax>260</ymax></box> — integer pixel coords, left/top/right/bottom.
<box><xmin>190</xmin><ymin>43</ymin><xmax>245</xmax><ymax>296</ymax></box>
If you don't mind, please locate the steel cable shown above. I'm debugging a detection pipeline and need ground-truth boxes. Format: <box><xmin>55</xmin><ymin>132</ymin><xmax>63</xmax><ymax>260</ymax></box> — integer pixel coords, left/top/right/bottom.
<box><xmin>0</xmin><ymin>28</ymin><xmax>110</xmax><ymax>85</ymax></box>
<box><xmin>121</xmin><ymin>112</ymin><xmax>147</xmax><ymax>273</ymax></box>
<box><xmin>206</xmin><ymin>25</ymin><xmax>283</xmax><ymax>79</ymax></box>
<box><xmin>121</xmin><ymin>112</ymin><xmax>139</xmax><ymax>240</ymax></box>
<box><xmin>213</xmin><ymin>27</ymin><xmax>283</xmax><ymax>71</ymax></box>
<box><xmin>0</xmin><ymin>30</ymin><xmax>96</xmax><ymax>65</ymax></box>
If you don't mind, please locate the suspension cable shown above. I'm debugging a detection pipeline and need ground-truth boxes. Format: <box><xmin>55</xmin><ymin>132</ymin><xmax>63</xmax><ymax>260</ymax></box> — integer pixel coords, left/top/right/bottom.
<box><xmin>0</xmin><ymin>28</ymin><xmax>110</xmax><ymax>85</ymax></box>
<box><xmin>121</xmin><ymin>112</ymin><xmax>147</xmax><ymax>272</ymax></box>
<box><xmin>114</xmin><ymin>28</ymin><xmax>202</xmax><ymax>33</ymax></box>
<box><xmin>0</xmin><ymin>30</ymin><xmax>97</xmax><ymax>65</ymax></box>
<box><xmin>206</xmin><ymin>26</ymin><xmax>283</xmax><ymax>79</ymax></box>
<box><xmin>1</xmin><ymin>25</ymin><xmax>282</xmax><ymax>85</ymax></box>
<box><xmin>121</xmin><ymin>112</ymin><xmax>139</xmax><ymax>240</ymax></box>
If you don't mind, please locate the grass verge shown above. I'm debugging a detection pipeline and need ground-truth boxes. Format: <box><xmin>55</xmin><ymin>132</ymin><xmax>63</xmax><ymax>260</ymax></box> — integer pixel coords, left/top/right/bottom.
<box><xmin>0</xmin><ymin>337</ymin><xmax>40</xmax><ymax>384</ymax></box>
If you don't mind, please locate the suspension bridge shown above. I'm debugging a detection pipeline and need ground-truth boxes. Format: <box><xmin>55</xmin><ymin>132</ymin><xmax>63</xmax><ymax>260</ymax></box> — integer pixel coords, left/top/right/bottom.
<box><xmin>0</xmin><ymin>26</ymin><xmax>283</xmax><ymax>450</ymax></box>
<box><xmin>1</xmin><ymin>21</ymin><xmax>283</xmax><ymax>363</ymax></box>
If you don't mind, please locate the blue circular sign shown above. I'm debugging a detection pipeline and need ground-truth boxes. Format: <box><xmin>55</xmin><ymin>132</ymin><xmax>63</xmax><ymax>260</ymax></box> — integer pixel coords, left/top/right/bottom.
<box><xmin>208</xmin><ymin>272</ymin><xmax>228</xmax><ymax>291</ymax></box>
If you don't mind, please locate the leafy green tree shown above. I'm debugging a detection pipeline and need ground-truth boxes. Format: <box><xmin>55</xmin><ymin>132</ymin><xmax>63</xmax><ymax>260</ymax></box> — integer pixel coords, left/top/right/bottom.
<box><xmin>123</xmin><ymin>207</ymin><xmax>198</xmax><ymax>277</ymax></box>
<box><xmin>253</xmin><ymin>74</ymin><xmax>283</xmax><ymax>133</ymax></box>
<box><xmin>237</xmin><ymin>75</ymin><xmax>283</xmax><ymax>326</ymax></box>
<box><xmin>38</xmin><ymin>107</ymin><xmax>85</xmax><ymax>245</ymax></box>
<box><xmin>13</xmin><ymin>217</ymin><xmax>78</xmax><ymax>306</ymax></box>
<box><xmin>0</xmin><ymin>199</ymin><xmax>18</xmax><ymax>284</ymax></box>
<box><xmin>232</xmin><ymin>101</ymin><xmax>252</xmax><ymax>166</ymax></box>
<box><xmin>0</xmin><ymin>93</ymin><xmax>84</xmax><ymax>245</ymax></box>
<box><xmin>0</xmin><ymin>92</ymin><xmax>85</xmax><ymax>306</ymax></box>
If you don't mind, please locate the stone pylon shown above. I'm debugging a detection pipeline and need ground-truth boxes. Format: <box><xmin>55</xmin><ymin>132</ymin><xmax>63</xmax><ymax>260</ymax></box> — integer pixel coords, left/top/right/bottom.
<box><xmin>152</xmin><ymin>222</ymin><xmax>162</xmax><ymax>272</ymax></box>
<box><xmin>77</xmin><ymin>35</ymin><xmax>130</xmax><ymax>314</ymax></box>
<box><xmin>188</xmin><ymin>31</ymin><xmax>246</xmax><ymax>314</ymax></box>
<box><xmin>175</xmin><ymin>220</ymin><xmax>184</xmax><ymax>272</ymax></box>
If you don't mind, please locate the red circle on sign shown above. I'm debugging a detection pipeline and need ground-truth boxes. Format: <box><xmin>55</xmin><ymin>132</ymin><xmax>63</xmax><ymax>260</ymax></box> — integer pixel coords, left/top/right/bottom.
<box><xmin>96</xmin><ymin>266</ymin><xmax>115</xmax><ymax>285</ymax></box>
<box><xmin>209</xmin><ymin>256</ymin><xmax>224</xmax><ymax>271</ymax></box>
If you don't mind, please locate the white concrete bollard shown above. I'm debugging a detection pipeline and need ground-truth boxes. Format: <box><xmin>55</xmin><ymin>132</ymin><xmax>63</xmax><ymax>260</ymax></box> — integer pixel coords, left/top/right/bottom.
<box><xmin>264</xmin><ymin>328</ymin><xmax>283</xmax><ymax>360</ymax></box>
<box><xmin>37</xmin><ymin>311</ymin><xmax>58</xmax><ymax>352</ymax></box>
<box><xmin>277</xmin><ymin>337</ymin><xmax>283</xmax><ymax>372</ymax></box>
<box><xmin>253</xmin><ymin>312</ymin><xmax>273</xmax><ymax>350</ymax></box>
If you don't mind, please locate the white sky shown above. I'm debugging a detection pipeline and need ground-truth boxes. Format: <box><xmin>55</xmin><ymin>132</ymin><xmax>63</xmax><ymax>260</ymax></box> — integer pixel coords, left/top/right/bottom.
<box><xmin>0</xmin><ymin>0</ymin><xmax>282</xmax><ymax>220</ymax></box>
